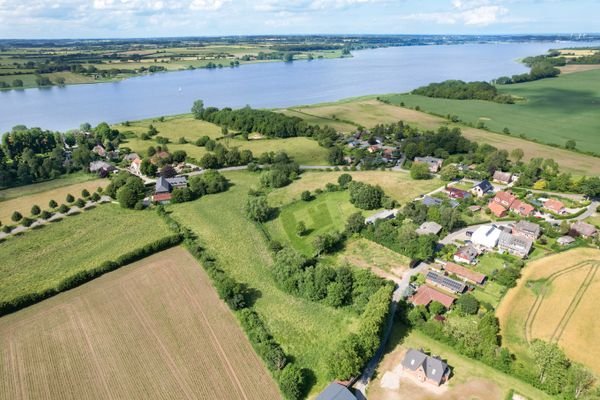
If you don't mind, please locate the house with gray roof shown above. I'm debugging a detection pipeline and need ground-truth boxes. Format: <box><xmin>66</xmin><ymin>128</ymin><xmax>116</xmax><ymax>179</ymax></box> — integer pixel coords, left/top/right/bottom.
<box><xmin>498</xmin><ymin>231</ymin><xmax>533</xmax><ymax>258</ymax></box>
<box><xmin>570</xmin><ymin>221</ymin><xmax>597</xmax><ymax>238</ymax></box>
<box><xmin>513</xmin><ymin>221</ymin><xmax>541</xmax><ymax>240</ymax></box>
<box><xmin>365</xmin><ymin>209</ymin><xmax>399</xmax><ymax>224</ymax></box>
<box><xmin>426</xmin><ymin>271</ymin><xmax>466</xmax><ymax>293</ymax></box>
<box><xmin>401</xmin><ymin>348</ymin><xmax>451</xmax><ymax>386</ymax></box>
<box><xmin>471</xmin><ymin>180</ymin><xmax>494</xmax><ymax>197</ymax></box>
<box><xmin>166</xmin><ymin>176</ymin><xmax>188</xmax><ymax>189</ymax></box>
<box><xmin>316</xmin><ymin>382</ymin><xmax>356</xmax><ymax>400</ymax></box>
<box><xmin>416</xmin><ymin>221</ymin><xmax>443</xmax><ymax>236</ymax></box>
<box><xmin>155</xmin><ymin>176</ymin><xmax>172</xmax><ymax>194</ymax></box>
<box><xmin>89</xmin><ymin>160</ymin><xmax>116</xmax><ymax>174</ymax></box>
<box><xmin>414</xmin><ymin>156</ymin><xmax>444</xmax><ymax>173</ymax></box>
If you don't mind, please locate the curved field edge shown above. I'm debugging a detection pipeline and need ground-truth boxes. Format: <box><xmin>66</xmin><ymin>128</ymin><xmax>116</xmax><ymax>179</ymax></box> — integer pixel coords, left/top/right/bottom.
<box><xmin>0</xmin><ymin>204</ymin><xmax>174</xmax><ymax>309</ymax></box>
<box><xmin>168</xmin><ymin>170</ymin><xmax>360</xmax><ymax>396</ymax></box>
<box><xmin>497</xmin><ymin>248</ymin><xmax>600</xmax><ymax>375</ymax></box>
<box><xmin>0</xmin><ymin>247</ymin><xmax>280</xmax><ymax>400</ymax></box>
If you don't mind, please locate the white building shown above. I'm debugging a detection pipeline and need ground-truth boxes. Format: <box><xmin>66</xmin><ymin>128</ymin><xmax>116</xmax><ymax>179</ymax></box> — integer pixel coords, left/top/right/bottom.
<box><xmin>471</xmin><ymin>225</ymin><xmax>502</xmax><ymax>249</ymax></box>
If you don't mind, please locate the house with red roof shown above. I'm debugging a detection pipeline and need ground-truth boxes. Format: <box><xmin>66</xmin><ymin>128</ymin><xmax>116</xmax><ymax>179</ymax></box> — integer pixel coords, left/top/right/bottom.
<box><xmin>443</xmin><ymin>262</ymin><xmax>486</xmax><ymax>285</ymax></box>
<box><xmin>544</xmin><ymin>199</ymin><xmax>566</xmax><ymax>215</ymax></box>
<box><xmin>488</xmin><ymin>201</ymin><xmax>508</xmax><ymax>217</ymax></box>
<box><xmin>410</xmin><ymin>286</ymin><xmax>455</xmax><ymax>309</ymax></box>
<box><xmin>510</xmin><ymin>199</ymin><xmax>535</xmax><ymax>217</ymax></box>
<box><xmin>492</xmin><ymin>191</ymin><xmax>517</xmax><ymax>208</ymax></box>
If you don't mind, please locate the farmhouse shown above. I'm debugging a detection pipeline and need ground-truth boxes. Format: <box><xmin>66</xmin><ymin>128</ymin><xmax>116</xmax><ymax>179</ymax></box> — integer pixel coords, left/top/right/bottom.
<box><xmin>471</xmin><ymin>180</ymin><xmax>494</xmax><ymax>197</ymax></box>
<box><xmin>401</xmin><ymin>349</ymin><xmax>451</xmax><ymax>386</ymax></box>
<box><xmin>453</xmin><ymin>244</ymin><xmax>479</xmax><ymax>265</ymax></box>
<box><xmin>498</xmin><ymin>231</ymin><xmax>533</xmax><ymax>258</ymax></box>
<box><xmin>492</xmin><ymin>170</ymin><xmax>513</xmax><ymax>185</ymax></box>
<box><xmin>414</xmin><ymin>156</ymin><xmax>444</xmax><ymax>173</ymax></box>
<box><xmin>570</xmin><ymin>221</ymin><xmax>597</xmax><ymax>238</ymax></box>
<box><xmin>443</xmin><ymin>262</ymin><xmax>486</xmax><ymax>284</ymax></box>
<box><xmin>426</xmin><ymin>271</ymin><xmax>466</xmax><ymax>294</ymax></box>
<box><xmin>410</xmin><ymin>285</ymin><xmax>455</xmax><ymax>309</ymax></box>
<box><xmin>446</xmin><ymin>187</ymin><xmax>471</xmax><ymax>199</ymax></box>
<box><xmin>557</xmin><ymin>236</ymin><xmax>576</xmax><ymax>246</ymax></box>
<box><xmin>365</xmin><ymin>209</ymin><xmax>399</xmax><ymax>224</ymax></box>
<box><xmin>510</xmin><ymin>199</ymin><xmax>535</xmax><ymax>217</ymax></box>
<box><xmin>488</xmin><ymin>201</ymin><xmax>508</xmax><ymax>218</ymax></box>
<box><xmin>471</xmin><ymin>225</ymin><xmax>502</xmax><ymax>249</ymax></box>
<box><xmin>544</xmin><ymin>199</ymin><xmax>566</xmax><ymax>215</ymax></box>
<box><xmin>316</xmin><ymin>382</ymin><xmax>357</xmax><ymax>400</ymax></box>
<box><xmin>416</xmin><ymin>221</ymin><xmax>443</xmax><ymax>236</ymax></box>
<box><xmin>513</xmin><ymin>220</ymin><xmax>541</xmax><ymax>240</ymax></box>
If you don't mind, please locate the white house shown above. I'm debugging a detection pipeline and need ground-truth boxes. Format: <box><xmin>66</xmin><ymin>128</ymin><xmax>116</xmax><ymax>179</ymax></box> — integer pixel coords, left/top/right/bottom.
<box><xmin>471</xmin><ymin>225</ymin><xmax>502</xmax><ymax>249</ymax></box>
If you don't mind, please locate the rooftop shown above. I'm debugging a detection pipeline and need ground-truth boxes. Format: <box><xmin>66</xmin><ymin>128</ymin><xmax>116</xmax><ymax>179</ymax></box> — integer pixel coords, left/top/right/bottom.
<box><xmin>426</xmin><ymin>271</ymin><xmax>466</xmax><ymax>293</ymax></box>
<box><xmin>410</xmin><ymin>285</ymin><xmax>455</xmax><ymax>309</ymax></box>
<box><xmin>443</xmin><ymin>262</ymin><xmax>486</xmax><ymax>284</ymax></box>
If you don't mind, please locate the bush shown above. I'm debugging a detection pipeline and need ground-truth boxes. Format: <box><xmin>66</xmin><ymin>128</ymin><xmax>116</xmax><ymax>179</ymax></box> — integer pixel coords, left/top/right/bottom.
<box><xmin>75</xmin><ymin>198</ymin><xmax>86</xmax><ymax>208</ymax></box>
<box><xmin>300</xmin><ymin>190</ymin><xmax>312</xmax><ymax>201</ymax></box>
<box><xmin>21</xmin><ymin>217</ymin><xmax>34</xmax><ymax>227</ymax></box>
<box><xmin>49</xmin><ymin>200</ymin><xmax>58</xmax><ymax>209</ymax></box>
<box><xmin>338</xmin><ymin>173</ymin><xmax>353</xmax><ymax>189</ymax></box>
<box><xmin>296</xmin><ymin>221</ymin><xmax>307</xmax><ymax>236</ymax></box>
<box><xmin>40</xmin><ymin>210</ymin><xmax>52</xmax><ymax>220</ymax></box>
<box><xmin>238</xmin><ymin>309</ymin><xmax>287</xmax><ymax>371</ymax></box>
<box><xmin>348</xmin><ymin>181</ymin><xmax>383</xmax><ymax>210</ymax></box>
<box><xmin>11</xmin><ymin>211</ymin><xmax>23</xmax><ymax>222</ymax></box>
<box><xmin>66</xmin><ymin>194</ymin><xmax>75</xmax><ymax>203</ymax></box>
<box><xmin>2</xmin><ymin>225</ymin><xmax>11</xmax><ymax>233</ymax></box>
<box><xmin>91</xmin><ymin>192</ymin><xmax>101</xmax><ymax>201</ymax></box>
<box><xmin>245</xmin><ymin>196</ymin><xmax>274</xmax><ymax>222</ymax></box>
<box><xmin>81</xmin><ymin>189</ymin><xmax>90</xmax><ymax>198</ymax></box>
<box><xmin>58</xmin><ymin>204</ymin><xmax>69</xmax><ymax>213</ymax></box>
<box><xmin>456</xmin><ymin>293</ymin><xmax>480</xmax><ymax>315</ymax></box>
<box><xmin>278</xmin><ymin>364</ymin><xmax>306</xmax><ymax>400</ymax></box>
<box><xmin>30</xmin><ymin>205</ymin><xmax>41</xmax><ymax>216</ymax></box>
<box><xmin>410</xmin><ymin>162</ymin><xmax>431</xmax><ymax>180</ymax></box>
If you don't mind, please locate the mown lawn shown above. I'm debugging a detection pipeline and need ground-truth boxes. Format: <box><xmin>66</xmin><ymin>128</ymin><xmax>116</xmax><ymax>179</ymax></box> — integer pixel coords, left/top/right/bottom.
<box><xmin>168</xmin><ymin>171</ymin><xmax>359</xmax><ymax>396</ymax></box>
<box><xmin>383</xmin><ymin>69</ymin><xmax>600</xmax><ymax>154</ymax></box>
<box><xmin>0</xmin><ymin>204</ymin><xmax>171</xmax><ymax>306</ymax></box>
<box><xmin>265</xmin><ymin>190</ymin><xmax>368</xmax><ymax>256</ymax></box>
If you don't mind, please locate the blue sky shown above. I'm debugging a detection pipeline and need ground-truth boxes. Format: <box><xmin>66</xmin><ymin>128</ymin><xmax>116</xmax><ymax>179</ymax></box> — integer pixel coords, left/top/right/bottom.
<box><xmin>0</xmin><ymin>0</ymin><xmax>598</xmax><ymax>38</ymax></box>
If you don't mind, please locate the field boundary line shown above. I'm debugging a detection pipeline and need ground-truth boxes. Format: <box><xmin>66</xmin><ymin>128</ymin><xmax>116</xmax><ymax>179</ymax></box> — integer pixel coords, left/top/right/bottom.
<box><xmin>524</xmin><ymin>260</ymin><xmax>591</xmax><ymax>343</ymax></box>
<box><xmin>550</xmin><ymin>261</ymin><xmax>600</xmax><ymax>343</ymax></box>
<box><xmin>120</xmin><ymin>283</ymin><xmax>196</xmax><ymax>400</ymax></box>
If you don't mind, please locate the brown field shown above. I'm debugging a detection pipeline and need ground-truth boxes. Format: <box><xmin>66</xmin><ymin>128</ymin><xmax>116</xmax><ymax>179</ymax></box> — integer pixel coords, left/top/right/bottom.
<box><xmin>268</xmin><ymin>170</ymin><xmax>442</xmax><ymax>207</ymax></box>
<box><xmin>287</xmin><ymin>99</ymin><xmax>600</xmax><ymax>176</ymax></box>
<box><xmin>0</xmin><ymin>247</ymin><xmax>280</xmax><ymax>400</ymax></box>
<box><xmin>0</xmin><ymin>178</ymin><xmax>107</xmax><ymax>222</ymax></box>
<box><xmin>497</xmin><ymin>248</ymin><xmax>600</xmax><ymax>375</ymax></box>
<box><xmin>559</xmin><ymin>64</ymin><xmax>600</xmax><ymax>74</ymax></box>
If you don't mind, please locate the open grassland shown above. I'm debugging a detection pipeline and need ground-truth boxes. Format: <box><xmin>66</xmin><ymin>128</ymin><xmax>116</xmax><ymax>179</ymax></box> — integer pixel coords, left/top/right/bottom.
<box><xmin>0</xmin><ymin>176</ymin><xmax>107</xmax><ymax>223</ymax></box>
<box><xmin>0</xmin><ymin>205</ymin><xmax>171</xmax><ymax>307</ymax></box>
<box><xmin>0</xmin><ymin>247</ymin><xmax>279</xmax><ymax>400</ymax></box>
<box><xmin>288</xmin><ymin>97</ymin><xmax>600</xmax><ymax>176</ymax></box>
<box><xmin>336</xmin><ymin>238</ymin><xmax>411</xmax><ymax>280</ymax></box>
<box><xmin>265</xmin><ymin>190</ymin><xmax>366</xmax><ymax>255</ymax></box>
<box><xmin>169</xmin><ymin>171</ymin><xmax>359</xmax><ymax>395</ymax></box>
<box><xmin>497</xmin><ymin>248</ymin><xmax>600</xmax><ymax>375</ymax></box>
<box><xmin>268</xmin><ymin>170</ymin><xmax>441</xmax><ymax>207</ymax></box>
<box><xmin>280</xmin><ymin>109</ymin><xmax>358</xmax><ymax>132</ymax></box>
<box><xmin>116</xmin><ymin>115</ymin><xmax>329</xmax><ymax>165</ymax></box>
<box><xmin>383</xmin><ymin>69</ymin><xmax>600</xmax><ymax>154</ymax></box>
<box><xmin>369</xmin><ymin>326</ymin><xmax>552</xmax><ymax>400</ymax></box>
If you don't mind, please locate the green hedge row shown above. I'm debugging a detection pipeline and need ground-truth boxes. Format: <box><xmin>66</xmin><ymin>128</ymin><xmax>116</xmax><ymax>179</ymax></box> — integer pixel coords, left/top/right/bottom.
<box><xmin>0</xmin><ymin>233</ymin><xmax>183</xmax><ymax>316</ymax></box>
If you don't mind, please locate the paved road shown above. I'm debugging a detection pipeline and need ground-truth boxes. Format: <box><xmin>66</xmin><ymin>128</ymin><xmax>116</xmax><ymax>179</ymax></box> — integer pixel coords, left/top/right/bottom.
<box><xmin>353</xmin><ymin>262</ymin><xmax>428</xmax><ymax>399</ymax></box>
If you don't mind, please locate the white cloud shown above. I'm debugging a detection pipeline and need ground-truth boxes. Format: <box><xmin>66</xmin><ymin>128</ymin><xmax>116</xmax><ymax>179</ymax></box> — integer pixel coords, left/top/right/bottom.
<box><xmin>401</xmin><ymin>0</ymin><xmax>510</xmax><ymax>26</ymax></box>
<box><xmin>254</xmin><ymin>0</ymin><xmax>384</xmax><ymax>13</ymax></box>
<box><xmin>190</xmin><ymin>0</ymin><xmax>230</xmax><ymax>11</ymax></box>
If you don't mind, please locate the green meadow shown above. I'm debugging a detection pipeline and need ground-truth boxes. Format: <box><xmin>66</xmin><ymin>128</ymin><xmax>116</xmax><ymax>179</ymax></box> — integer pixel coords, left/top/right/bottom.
<box><xmin>383</xmin><ymin>69</ymin><xmax>600</xmax><ymax>154</ymax></box>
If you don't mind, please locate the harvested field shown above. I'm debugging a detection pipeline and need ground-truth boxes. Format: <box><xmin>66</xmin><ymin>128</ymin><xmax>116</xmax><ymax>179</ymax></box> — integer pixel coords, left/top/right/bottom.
<box><xmin>560</xmin><ymin>64</ymin><xmax>600</xmax><ymax>74</ymax></box>
<box><xmin>336</xmin><ymin>238</ymin><xmax>411</xmax><ymax>281</ymax></box>
<box><xmin>497</xmin><ymin>248</ymin><xmax>600</xmax><ymax>375</ymax></box>
<box><xmin>0</xmin><ymin>176</ymin><xmax>107</xmax><ymax>222</ymax></box>
<box><xmin>0</xmin><ymin>247</ymin><xmax>280</xmax><ymax>400</ymax></box>
<box><xmin>268</xmin><ymin>170</ymin><xmax>442</xmax><ymax>207</ymax></box>
<box><xmin>0</xmin><ymin>204</ymin><xmax>172</xmax><ymax>307</ymax></box>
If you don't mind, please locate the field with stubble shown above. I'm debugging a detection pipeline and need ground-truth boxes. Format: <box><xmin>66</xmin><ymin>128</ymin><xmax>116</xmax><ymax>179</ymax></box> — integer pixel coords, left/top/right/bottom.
<box><xmin>497</xmin><ymin>248</ymin><xmax>600</xmax><ymax>375</ymax></box>
<box><xmin>0</xmin><ymin>246</ymin><xmax>280</xmax><ymax>400</ymax></box>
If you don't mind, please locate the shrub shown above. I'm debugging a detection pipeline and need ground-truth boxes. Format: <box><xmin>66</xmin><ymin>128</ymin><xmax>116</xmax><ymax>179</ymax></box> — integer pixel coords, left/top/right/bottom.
<box><xmin>58</xmin><ymin>204</ymin><xmax>69</xmax><ymax>213</ymax></box>
<box><xmin>91</xmin><ymin>192</ymin><xmax>101</xmax><ymax>201</ymax></box>
<box><xmin>2</xmin><ymin>225</ymin><xmax>11</xmax><ymax>233</ymax></box>
<box><xmin>300</xmin><ymin>190</ymin><xmax>312</xmax><ymax>201</ymax></box>
<box><xmin>75</xmin><ymin>198</ymin><xmax>86</xmax><ymax>208</ymax></box>
<box><xmin>30</xmin><ymin>205</ymin><xmax>41</xmax><ymax>216</ymax></box>
<box><xmin>21</xmin><ymin>217</ymin><xmax>34</xmax><ymax>227</ymax></box>
<box><xmin>296</xmin><ymin>221</ymin><xmax>307</xmax><ymax>236</ymax></box>
<box><xmin>81</xmin><ymin>189</ymin><xmax>90</xmax><ymax>198</ymax></box>
<box><xmin>245</xmin><ymin>196</ymin><xmax>274</xmax><ymax>222</ymax></box>
<box><xmin>11</xmin><ymin>211</ymin><xmax>23</xmax><ymax>222</ymax></box>
<box><xmin>48</xmin><ymin>200</ymin><xmax>58</xmax><ymax>209</ymax></box>
<box><xmin>348</xmin><ymin>181</ymin><xmax>383</xmax><ymax>210</ymax></box>
<box><xmin>66</xmin><ymin>194</ymin><xmax>75</xmax><ymax>203</ymax></box>
<box><xmin>278</xmin><ymin>364</ymin><xmax>305</xmax><ymax>400</ymax></box>
<box><xmin>456</xmin><ymin>293</ymin><xmax>480</xmax><ymax>315</ymax></box>
<box><xmin>40</xmin><ymin>210</ymin><xmax>52</xmax><ymax>220</ymax></box>
<box><xmin>338</xmin><ymin>173</ymin><xmax>353</xmax><ymax>189</ymax></box>
<box><xmin>238</xmin><ymin>309</ymin><xmax>287</xmax><ymax>371</ymax></box>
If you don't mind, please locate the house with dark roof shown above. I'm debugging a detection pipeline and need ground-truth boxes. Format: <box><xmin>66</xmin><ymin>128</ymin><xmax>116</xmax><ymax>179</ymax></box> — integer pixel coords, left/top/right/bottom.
<box><xmin>414</xmin><ymin>156</ymin><xmax>444</xmax><ymax>173</ymax></box>
<box><xmin>166</xmin><ymin>176</ymin><xmax>188</xmax><ymax>189</ymax></box>
<box><xmin>316</xmin><ymin>382</ymin><xmax>356</xmax><ymax>400</ymax></box>
<box><xmin>155</xmin><ymin>176</ymin><xmax>172</xmax><ymax>194</ymax></box>
<box><xmin>401</xmin><ymin>349</ymin><xmax>451</xmax><ymax>386</ymax></box>
<box><xmin>513</xmin><ymin>221</ymin><xmax>541</xmax><ymax>240</ymax></box>
<box><xmin>471</xmin><ymin>180</ymin><xmax>494</xmax><ymax>197</ymax></box>
<box><xmin>426</xmin><ymin>271</ymin><xmax>466</xmax><ymax>294</ymax></box>
<box><xmin>453</xmin><ymin>244</ymin><xmax>479</xmax><ymax>265</ymax></box>
<box><xmin>446</xmin><ymin>187</ymin><xmax>471</xmax><ymax>199</ymax></box>
<box><xmin>410</xmin><ymin>285</ymin><xmax>455</xmax><ymax>309</ymax></box>
<box><xmin>498</xmin><ymin>231</ymin><xmax>533</xmax><ymax>258</ymax></box>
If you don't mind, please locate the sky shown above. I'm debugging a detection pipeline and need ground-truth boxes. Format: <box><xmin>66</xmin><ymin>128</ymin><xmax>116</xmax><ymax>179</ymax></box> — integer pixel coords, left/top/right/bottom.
<box><xmin>0</xmin><ymin>0</ymin><xmax>598</xmax><ymax>38</ymax></box>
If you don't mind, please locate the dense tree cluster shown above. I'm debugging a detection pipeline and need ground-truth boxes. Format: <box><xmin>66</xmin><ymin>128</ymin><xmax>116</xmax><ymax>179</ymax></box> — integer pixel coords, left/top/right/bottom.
<box><xmin>362</xmin><ymin>217</ymin><xmax>437</xmax><ymax>261</ymax></box>
<box><xmin>412</xmin><ymin>80</ymin><xmax>514</xmax><ymax>103</ymax></box>
<box><xmin>171</xmin><ymin>170</ymin><xmax>230</xmax><ymax>204</ymax></box>
<box><xmin>348</xmin><ymin>181</ymin><xmax>384</xmax><ymax>210</ymax></box>
<box><xmin>259</xmin><ymin>152</ymin><xmax>300</xmax><ymax>189</ymax></box>
<box><xmin>401</xmin><ymin>125</ymin><xmax>477</xmax><ymax>160</ymax></box>
<box><xmin>328</xmin><ymin>285</ymin><xmax>393</xmax><ymax>380</ymax></box>
<box><xmin>496</xmin><ymin>61</ymin><xmax>560</xmax><ymax>84</ymax></box>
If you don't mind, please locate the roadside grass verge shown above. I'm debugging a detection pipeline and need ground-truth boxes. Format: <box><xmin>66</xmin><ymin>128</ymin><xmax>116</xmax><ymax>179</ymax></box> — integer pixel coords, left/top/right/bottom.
<box><xmin>168</xmin><ymin>171</ymin><xmax>359</xmax><ymax>396</ymax></box>
<box><xmin>0</xmin><ymin>204</ymin><xmax>173</xmax><ymax>311</ymax></box>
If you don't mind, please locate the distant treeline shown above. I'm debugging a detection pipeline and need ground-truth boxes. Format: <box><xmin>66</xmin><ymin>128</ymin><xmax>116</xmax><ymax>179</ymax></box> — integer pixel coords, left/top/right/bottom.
<box><xmin>412</xmin><ymin>80</ymin><xmax>515</xmax><ymax>103</ymax></box>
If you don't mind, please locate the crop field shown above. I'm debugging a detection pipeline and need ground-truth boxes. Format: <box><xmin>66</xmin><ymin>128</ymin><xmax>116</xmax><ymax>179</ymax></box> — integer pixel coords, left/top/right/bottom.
<box><xmin>265</xmin><ymin>190</ymin><xmax>366</xmax><ymax>255</ymax></box>
<box><xmin>268</xmin><ymin>170</ymin><xmax>441</xmax><ymax>207</ymax></box>
<box><xmin>497</xmin><ymin>248</ymin><xmax>600</xmax><ymax>375</ymax></box>
<box><xmin>169</xmin><ymin>171</ymin><xmax>359</xmax><ymax>395</ymax></box>
<box><xmin>116</xmin><ymin>115</ymin><xmax>329</xmax><ymax>165</ymax></box>
<box><xmin>0</xmin><ymin>247</ymin><xmax>279</xmax><ymax>400</ymax></box>
<box><xmin>0</xmin><ymin>204</ymin><xmax>172</xmax><ymax>307</ymax></box>
<box><xmin>369</xmin><ymin>325</ymin><xmax>552</xmax><ymax>400</ymax></box>
<box><xmin>287</xmin><ymin>97</ymin><xmax>600</xmax><ymax>176</ymax></box>
<box><xmin>0</xmin><ymin>176</ymin><xmax>107</xmax><ymax>223</ymax></box>
<box><xmin>383</xmin><ymin>69</ymin><xmax>600</xmax><ymax>154</ymax></box>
